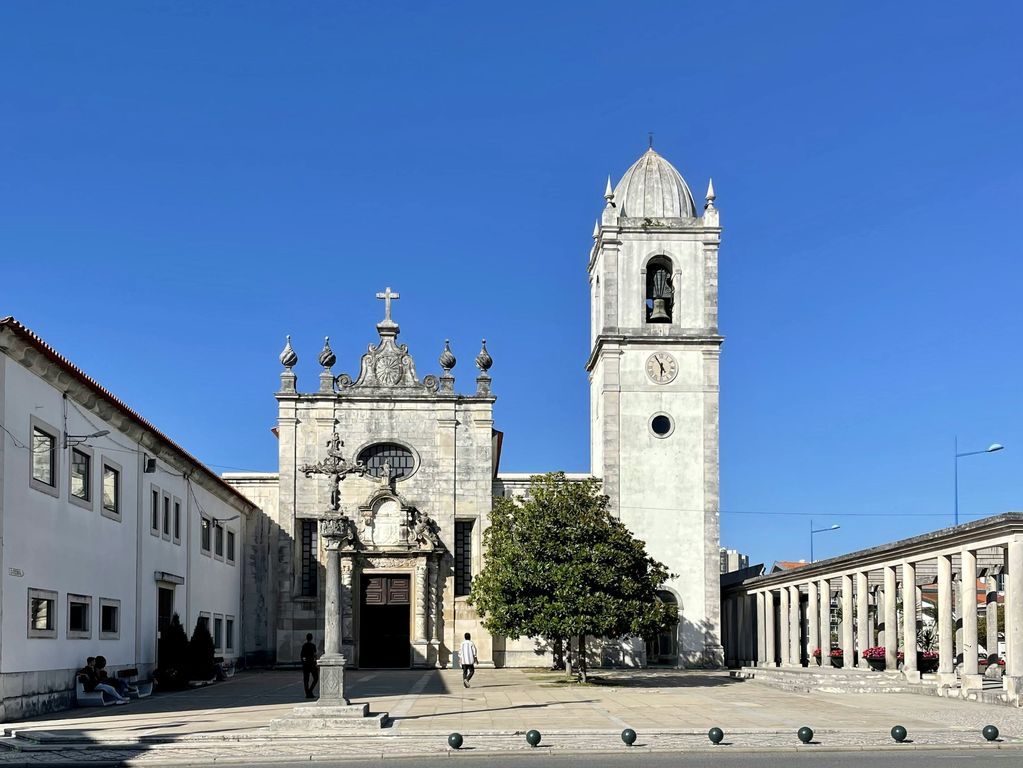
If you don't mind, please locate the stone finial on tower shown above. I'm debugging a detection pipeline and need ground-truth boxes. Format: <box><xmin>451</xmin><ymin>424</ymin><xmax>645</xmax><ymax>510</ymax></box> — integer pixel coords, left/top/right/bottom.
<box><xmin>375</xmin><ymin>286</ymin><xmax>400</xmax><ymax>338</ymax></box>
<box><xmin>604</xmin><ymin>175</ymin><xmax>615</xmax><ymax>205</ymax></box>
<box><xmin>438</xmin><ymin>339</ymin><xmax>456</xmax><ymax>393</ymax></box>
<box><xmin>592</xmin><ymin>219</ymin><xmax>600</xmax><ymax>240</ymax></box>
<box><xmin>705</xmin><ymin>178</ymin><xmax>716</xmax><ymax>211</ymax></box>
<box><xmin>475</xmin><ymin>339</ymin><xmax>493</xmax><ymax>396</ymax></box>
<box><xmin>318</xmin><ymin>336</ymin><xmax>336</xmax><ymax>393</ymax></box>
<box><xmin>279</xmin><ymin>335</ymin><xmax>298</xmax><ymax>393</ymax></box>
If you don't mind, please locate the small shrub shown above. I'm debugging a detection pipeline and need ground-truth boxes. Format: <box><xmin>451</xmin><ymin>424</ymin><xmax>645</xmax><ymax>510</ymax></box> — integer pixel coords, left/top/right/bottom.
<box><xmin>188</xmin><ymin>619</ymin><xmax>216</xmax><ymax>681</ymax></box>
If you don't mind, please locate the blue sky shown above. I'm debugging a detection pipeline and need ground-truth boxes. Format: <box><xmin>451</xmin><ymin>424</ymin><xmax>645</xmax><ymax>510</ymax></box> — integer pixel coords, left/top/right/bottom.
<box><xmin>1</xmin><ymin>2</ymin><xmax>1020</xmax><ymax>567</ymax></box>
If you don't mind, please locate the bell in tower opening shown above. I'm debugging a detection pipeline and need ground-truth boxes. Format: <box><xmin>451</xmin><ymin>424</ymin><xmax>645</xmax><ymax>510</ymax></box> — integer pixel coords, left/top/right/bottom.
<box><xmin>646</xmin><ymin>260</ymin><xmax>674</xmax><ymax>323</ymax></box>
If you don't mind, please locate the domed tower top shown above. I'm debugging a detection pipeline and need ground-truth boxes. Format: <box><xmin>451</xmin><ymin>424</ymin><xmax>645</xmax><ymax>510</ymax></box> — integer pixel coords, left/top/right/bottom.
<box><xmin>612</xmin><ymin>147</ymin><xmax>696</xmax><ymax>219</ymax></box>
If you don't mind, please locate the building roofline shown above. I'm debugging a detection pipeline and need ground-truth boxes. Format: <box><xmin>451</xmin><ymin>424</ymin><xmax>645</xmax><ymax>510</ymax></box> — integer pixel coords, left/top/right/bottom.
<box><xmin>0</xmin><ymin>316</ymin><xmax>257</xmax><ymax>512</ymax></box>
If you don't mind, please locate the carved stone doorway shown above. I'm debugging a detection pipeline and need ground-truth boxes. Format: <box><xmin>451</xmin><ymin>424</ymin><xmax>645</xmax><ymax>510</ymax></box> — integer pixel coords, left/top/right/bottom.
<box><xmin>359</xmin><ymin>574</ymin><xmax>411</xmax><ymax>668</ymax></box>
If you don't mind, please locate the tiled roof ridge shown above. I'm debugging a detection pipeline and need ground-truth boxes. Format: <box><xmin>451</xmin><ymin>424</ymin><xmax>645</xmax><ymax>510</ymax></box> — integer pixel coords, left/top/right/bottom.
<box><xmin>0</xmin><ymin>316</ymin><xmax>255</xmax><ymax>510</ymax></box>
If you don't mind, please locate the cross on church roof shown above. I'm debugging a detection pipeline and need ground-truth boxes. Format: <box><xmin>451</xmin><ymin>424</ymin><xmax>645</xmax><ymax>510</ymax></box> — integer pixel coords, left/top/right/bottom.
<box><xmin>376</xmin><ymin>286</ymin><xmax>400</xmax><ymax>324</ymax></box>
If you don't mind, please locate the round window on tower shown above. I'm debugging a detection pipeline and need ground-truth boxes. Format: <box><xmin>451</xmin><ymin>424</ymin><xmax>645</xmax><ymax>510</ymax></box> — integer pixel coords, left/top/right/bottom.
<box><xmin>650</xmin><ymin>413</ymin><xmax>674</xmax><ymax>438</ymax></box>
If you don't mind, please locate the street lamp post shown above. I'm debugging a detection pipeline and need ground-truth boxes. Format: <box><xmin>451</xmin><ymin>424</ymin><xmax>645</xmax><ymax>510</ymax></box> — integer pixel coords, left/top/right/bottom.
<box><xmin>954</xmin><ymin>438</ymin><xmax>1004</xmax><ymax>526</ymax></box>
<box><xmin>810</xmin><ymin>520</ymin><xmax>841</xmax><ymax>563</ymax></box>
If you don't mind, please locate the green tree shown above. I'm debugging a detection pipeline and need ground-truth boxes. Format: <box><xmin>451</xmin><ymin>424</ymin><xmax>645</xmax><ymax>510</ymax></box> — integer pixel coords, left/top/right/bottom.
<box><xmin>469</xmin><ymin>472</ymin><xmax>677</xmax><ymax>682</ymax></box>
<box><xmin>188</xmin><ymin>618</ymin><xmax>216</xmax><ymax>681</ymax></box>
<box><xmin>155</xmin><ymin>613</ymin><xmax>190</xmax><ymax>690</ymax></box>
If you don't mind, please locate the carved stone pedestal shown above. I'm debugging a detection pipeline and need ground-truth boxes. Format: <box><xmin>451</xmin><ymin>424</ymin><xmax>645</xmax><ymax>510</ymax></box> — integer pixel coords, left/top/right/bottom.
<box><xmin>270</xmin><ymin>656</ymin><xmax>388</xmax><ymax>732</ymax></box>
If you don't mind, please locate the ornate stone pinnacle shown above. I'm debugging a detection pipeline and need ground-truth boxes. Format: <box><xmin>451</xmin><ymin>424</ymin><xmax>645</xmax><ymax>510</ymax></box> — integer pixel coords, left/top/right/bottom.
<box><xmin>279</xmin><ymin>335</ymin><xmax>298</xmax><ymax>369</ymax></box>
<box><xmin>475</xmin><ymin>339</ymin><xmax>493</xmax><ymax>373</ymax></box>
<box><xmin>318</xmin><ymin>336</ymin><xmax>336</xmax><ymax>370</ymax></box>
<box><xmin>439</xmin><ymin>339</ymin><xmax>456</xmax><ymax>373</ymax></box>
<box><xmin>604</xmin><ymin>175</ymin><xmax>614</xmax><ymax>203</ymax></box>
<box><xmin>705</xmin><ymin>177</ymin><xmax>716</xmax><ymax>210</ymax></box>
<box><xmin>592</xmin><ymin>219</ymin><xmax>600</xmax><ymax>239</ymax></box>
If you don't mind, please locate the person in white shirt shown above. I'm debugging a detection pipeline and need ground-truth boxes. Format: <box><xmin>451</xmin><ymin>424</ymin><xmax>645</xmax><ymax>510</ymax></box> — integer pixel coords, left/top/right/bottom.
<box><xmin>459</xmin><ymin>632</ymin><xmax>478</xmax><ymax>688</ymax></box>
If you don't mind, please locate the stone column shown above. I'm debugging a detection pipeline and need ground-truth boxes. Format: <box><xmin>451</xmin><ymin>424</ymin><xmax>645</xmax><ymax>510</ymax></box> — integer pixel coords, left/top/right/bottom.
<box><xmin>807</xmin><ymin>581</ymin><xmax>819</xmax><ymax>666</ymax></box>
<box><xmin>937</xmin><ymin>553</ymin><xmax>955</xmax><ymax>683</ymax></box>
<box><xmin>318</xmin><ymin>542</ymin><xmax>350</xmax><ymax>705</ymax></box>
<box><xmin>779</xmin><ymin>587</ymin><xmax>791</xmax><ymax>666</ymax></box>
<box><xmin>756</xmin><ymin>592</ymin><xmax>768</xmax><ymax>666</ymax></box>
<box><xmin>788</xmin><ymin>586</ymin><xmax>801</xmax><ymax>666</ymax></box>
<box><xmin>902</xmin><ymin>561</ymin><xmax>918</xmax><ymax>679</ymax></box>
<box><xmin>841</xmin><ymin>574</ymin><xmax>854</xmax><ymax>669</ymax></box>
<box><xmin>856</xmin><ymin>572</ymin><xmax>869</xmax><ymax>669</ymax></box>
<box><xmin>340</xmin><ymin>559</ymin><xmax>354</xmax><ymax>660</ymax></box>
<box><xmin>765</xmin><ymin>591</ymin><xmax>777</xmax><ymax>667</ymax></box>
<box><xmin>986</xmin><ymin>574</ymin><xmax>999</xmax><ymax>671</ymax></box>
<box><xmin>884</xmin><ymin>565</ymin><xmax>898</xmax><ymax>671</ymax></box>
<box><xmin>819</xmin><ymin>579</ymin><xmax>832</xmax><ymax>667</ymax></box>
<box><xmin>1006</xmin><ymin>537</ymin><xmax>1023</xmax><ymax>695</ymax></box>
<box><xmin>953</xmin><ymin>574</ymin><xmax>964</xmax><ymax>666</ymax></box>
<box><xmin>961</xmin><ymin>548</ymin><xmax>981</xmax><ymax>690</ymax></box>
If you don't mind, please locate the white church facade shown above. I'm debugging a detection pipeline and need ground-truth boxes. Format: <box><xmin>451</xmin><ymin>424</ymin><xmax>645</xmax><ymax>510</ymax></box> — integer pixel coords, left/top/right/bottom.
<box><xmin>0</xmin><ymin>147</ymin><xmax>723</xmax><ymax>717</ymax></box>
<box><xmin>227</xmin><ymin>145</ymin><xmax>725</xmax><ymax>670</ymax></box>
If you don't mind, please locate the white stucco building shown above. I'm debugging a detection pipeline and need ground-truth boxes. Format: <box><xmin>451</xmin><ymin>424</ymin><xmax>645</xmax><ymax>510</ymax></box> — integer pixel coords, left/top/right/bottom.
<box><xmin>0</xmin><ymin>317</ymin><xmax>255</xmax><ymax>719</ymax></box>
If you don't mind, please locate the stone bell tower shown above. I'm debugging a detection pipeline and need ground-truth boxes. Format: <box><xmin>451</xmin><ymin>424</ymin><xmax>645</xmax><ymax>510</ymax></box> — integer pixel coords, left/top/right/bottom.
<box><xmin>587</xmin><ymin>146</ymin><xmax>723</xmax><ymax>667</ymax></box>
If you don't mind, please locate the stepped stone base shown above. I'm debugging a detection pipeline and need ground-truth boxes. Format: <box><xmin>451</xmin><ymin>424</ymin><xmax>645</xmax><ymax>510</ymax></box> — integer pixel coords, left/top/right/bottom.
<box><xmin>734</xmin><ymin>666</ymin><xmax>918</xmax><ymax>694</ymax></box>
<box><xmin>269</xmin><ymin>703</ymin><xmax>389</xmax><ymax>732</ymax></box>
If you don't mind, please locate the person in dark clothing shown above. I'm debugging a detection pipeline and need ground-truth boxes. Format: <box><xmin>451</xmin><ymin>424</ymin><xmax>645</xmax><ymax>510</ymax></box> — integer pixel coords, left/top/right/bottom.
<box><xmin>301</xmin><ymin>633</ymin><xmax>319</xmax><ymax>699</ymax></box>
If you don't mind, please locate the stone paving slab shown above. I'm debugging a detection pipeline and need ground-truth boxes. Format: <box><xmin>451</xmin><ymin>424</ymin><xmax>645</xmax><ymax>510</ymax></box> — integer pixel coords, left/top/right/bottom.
<box><xmin>0</xmin><ymin>669</ymin><xmax>1021</xmax><ymax>765</ymax></box>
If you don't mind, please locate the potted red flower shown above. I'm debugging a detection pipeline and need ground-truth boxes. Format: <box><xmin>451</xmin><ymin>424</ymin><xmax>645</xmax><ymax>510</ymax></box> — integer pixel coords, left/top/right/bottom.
<box><xmin>861</xmin><ymin>646</ymin><xmax>886</xmax><ymax>671</ymax></box>
<box><xmin>828</xmin><ymin>647</ymin><xmax>844</xmax><ymax>668</ymax></box>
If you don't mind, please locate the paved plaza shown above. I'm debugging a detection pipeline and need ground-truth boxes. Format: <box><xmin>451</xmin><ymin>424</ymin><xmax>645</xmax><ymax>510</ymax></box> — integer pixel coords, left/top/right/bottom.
<box><xmin>0</xmin><ymin>669</ymin><xmax>1021</xmax><ymax>764</ymax></box>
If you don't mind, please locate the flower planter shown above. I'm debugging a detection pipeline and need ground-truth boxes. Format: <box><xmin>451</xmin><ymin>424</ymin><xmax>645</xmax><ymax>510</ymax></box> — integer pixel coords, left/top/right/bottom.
<box><xmin>830</xmin><ymin>657</ymin><xmax>844</xmax><ymax>668</ymax></box>
<box><xmin>866</xmin><ymin>658</ymin><xmax>886</xmax><ymax>672</ymax></box>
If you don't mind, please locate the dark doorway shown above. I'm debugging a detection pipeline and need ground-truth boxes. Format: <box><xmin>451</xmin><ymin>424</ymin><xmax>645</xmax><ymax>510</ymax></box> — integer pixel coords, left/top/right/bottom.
<box><xmin>359</xmin><ymin>574</ymin><xmax>411</xmax><ymax>668</ymax></box>
<box><xmin>156</xmin><ymin>586</ymin><xmax>175</xmax><ymax>666</ymax></box>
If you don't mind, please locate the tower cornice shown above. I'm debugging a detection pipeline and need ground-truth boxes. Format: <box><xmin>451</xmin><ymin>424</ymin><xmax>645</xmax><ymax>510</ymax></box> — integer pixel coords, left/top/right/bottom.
<box><xmin>585</xmin><ymin>331</ymin><xmax>725</xmax><ymax>372</ymax></box>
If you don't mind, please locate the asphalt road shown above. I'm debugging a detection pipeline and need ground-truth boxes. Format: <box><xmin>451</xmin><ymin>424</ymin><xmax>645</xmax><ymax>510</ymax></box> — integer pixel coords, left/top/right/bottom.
<box><xmin>228</xmin><ymin>750</ymin><xmax>1020</xmax><ymax>768</ymax></box>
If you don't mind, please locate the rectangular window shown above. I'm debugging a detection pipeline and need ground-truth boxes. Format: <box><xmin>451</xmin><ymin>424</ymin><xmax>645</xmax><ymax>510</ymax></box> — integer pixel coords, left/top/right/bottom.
<box><xmin>300</xmin><ymin>519</ymin><xmax>318</xmax><ymax>597</ymax></box>
<box><xmin>102</xmin><ymin>464</ymin><xmax>120</xmax><ymax>515</ymax></box>
<box><xmin>213</xmin><ymin>615</ymin><xmax>223</xmax><ymax>650</ymax></box>
<box><xmin>151</xmin><ymin>488</ymin><xmax>160</xmax><ymax>532</ymax></box>
<box><xmin>163</xmin><ymin>495</ymin><xmax>171</xmax><ymax>537</ymax></box>
<box><xmin>214</xmin><ymin>524</ymin><xmax>224</xmax><ymax>557</ymax></box>
<box><xmin>226</xmin><ymin>617</ymin><xmax>234</xmax><ymax>651</ymax></box>
<box><xmin>455</xmin><ymin>520</ymin><xmax>475</xmax><ymax>596</ymax></box>
<box><xmin>99</xmin><ymin>598</ymin><xmax>120</xmax><ymax>639</ymax></box>
<box><xmin>201</xmin><ymin>519</ymin><xmax>211</xmax><ymax>552</ymax></box>
<box><xmin>173</xmin><ymin>500</ymin><xmax>181</xmax><ymax>542</ymax></box>
<box><xmin>67</xmin><ymin>593</ymin><xmax>91</xmax><ymax>638</ymax></box>
<box><xmin>31</xmin><ymin>426</ymin><xmax>57</xmax><ymax>488</ymax></box>
<box><xmin>198</xmin><ymin>612</ymin><xmax>210</xmax><ymax>633</ymax></box>
<box><xmin>28</xmin><ymin>588</ymin><xmax>57</xmax><ymax>638</ymax></box>
<box><xmin>70</xmin><ymin>449</ymin><xmax>91</xmax><ymax>501</ymax></box>
<box><xmin>227</xmin><ymin>530</ymin><xmax>236</xmax><ymax>563</ymax></box>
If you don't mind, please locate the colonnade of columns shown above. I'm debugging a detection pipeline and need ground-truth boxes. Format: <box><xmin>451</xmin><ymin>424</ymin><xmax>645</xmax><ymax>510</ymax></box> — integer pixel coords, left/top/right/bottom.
<box><xmin>747</xmin><ymin>535</ymin><xmax>1023</xmax><ymax>693</ymax></box>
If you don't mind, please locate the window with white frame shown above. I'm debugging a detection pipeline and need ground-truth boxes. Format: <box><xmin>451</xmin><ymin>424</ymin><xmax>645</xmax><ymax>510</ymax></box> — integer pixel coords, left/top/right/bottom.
<box><xmin>28</xmin><ymin>588</ymin><xmax>57</xmax><ymax>638</ymax></box>
<box><xmin>162</xmin><ymin>494</ymin><xmax>171</xmax><ymax>538</ymax></box>
<box><xmin>227</xmin><ymin>530</ymin><xmax>236</xmax><ymax>563</ymax></box>
<box><xmin>102</xmin><ymin>461</ymin><xmax>121</xmax><ymax>518</ymax></box>
<box><xmin>173</xmin><ymin>499</ymin><xmax>181</xmax><ymax>542</ymax></box>
<box><xmin>99</xmin><ymin>598</ymin><xmax>120</xmax><ymax>639</ymax></box>
<box><xmin>213</xmin><ymin>614</ymin><xmax>223</xmax><ymax>651</ymax></box>
<box><xmin>70</xmin><ymin>448</ymin><xmax>92</xmax><ymax>503</ymax></box>
<box><xmin>226</xmin><ymin>616</ymin><xmax>234</xmax><ymax>651</ymax></box>
<box><xmin>198</xmin><ymin>612</ymin><xmax>211</xmax><ymax>633</ymax></box>
<box><xmin>201</xmin><ymin>519</ymin><xmax>211</xmax><ymax>553</ymax></box>
<box><xmin>67</xmin><ymin>593</ymin><xmax>91</xmax><ymax>638</ymax></box>
<box><xmin>30</xmin><ymin>417</ymin><xmax>59</xmax><ymax>497</ymax></box>
<box><xmin>151</xmin><ymin>487</ymin><xmax>160</xmax><ymax>533</ymax></box>
<box><xmin>214</xmin><ymin>523</ymin><xmax>224</xmax><ymax>558</ymax></box>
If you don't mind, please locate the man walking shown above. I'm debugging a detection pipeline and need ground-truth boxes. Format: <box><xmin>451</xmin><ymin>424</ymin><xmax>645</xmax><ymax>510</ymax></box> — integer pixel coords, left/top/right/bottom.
<box><xmin>459</xmin><ymin>632</ymin><xmax>478</xmax><ymax>688</ymax></box>
<box><xmin>300</xmin><ymin>633</ymin><xmax>319</xmax><ymax>699</ymax></box>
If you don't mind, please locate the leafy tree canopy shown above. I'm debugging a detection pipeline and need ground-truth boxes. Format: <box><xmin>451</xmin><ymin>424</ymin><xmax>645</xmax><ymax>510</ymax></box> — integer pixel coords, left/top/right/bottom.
<box><xmin>469</xmin><ymin>472</ymin><xmax>677</xmax><ymax>672</ymax></box>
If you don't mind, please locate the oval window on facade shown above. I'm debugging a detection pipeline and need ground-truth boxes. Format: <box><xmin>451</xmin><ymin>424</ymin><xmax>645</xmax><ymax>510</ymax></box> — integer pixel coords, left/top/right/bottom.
<box><xmin>356</xmin><ymin>443</ymin><xmax>416</xmax><ymax>481</ymax></box>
